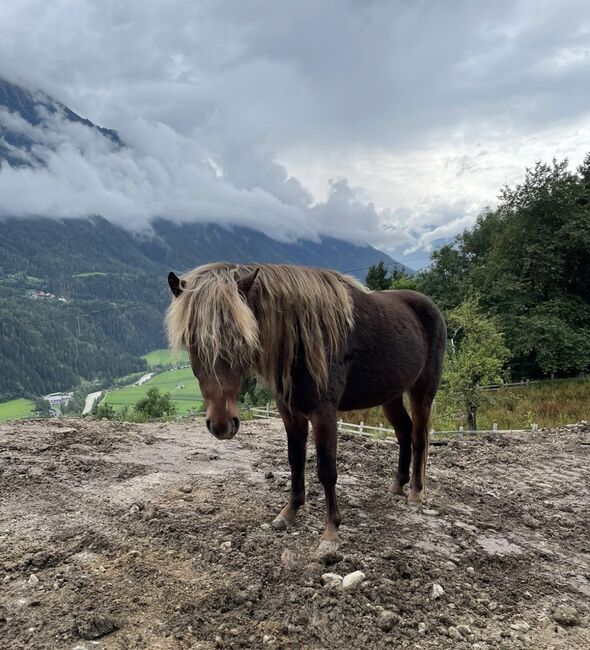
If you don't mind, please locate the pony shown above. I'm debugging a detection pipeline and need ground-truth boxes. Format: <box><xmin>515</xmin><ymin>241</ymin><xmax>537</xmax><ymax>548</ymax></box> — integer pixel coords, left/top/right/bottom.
<box><xmin>167</xmin><ymin>263</ymin><xmax>446</xmax><ymax>555</ymax></box>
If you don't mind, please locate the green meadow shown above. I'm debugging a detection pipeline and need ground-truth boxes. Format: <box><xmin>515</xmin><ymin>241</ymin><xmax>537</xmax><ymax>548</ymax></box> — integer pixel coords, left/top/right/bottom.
<box><xmin>104</xmin><ymin>367</ymin><xmax>202</xmax><ymax>415</ymax></box>
<box><xmin>0</xmin><ymin>398</ymin><xmax>36</xmax><ymax>422</ymax></box>
<box><xmin>142</xmin><ymin>348</ymin><xmax>189</xmax><ymax>368</ymax></box>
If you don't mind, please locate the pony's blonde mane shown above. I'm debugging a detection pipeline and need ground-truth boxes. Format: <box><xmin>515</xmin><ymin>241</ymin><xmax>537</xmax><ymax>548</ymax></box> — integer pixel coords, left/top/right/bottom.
<box><xmin>166</xmin><ymin>263</ymin><xmax>365</xmax><ymax>395</ymax></box>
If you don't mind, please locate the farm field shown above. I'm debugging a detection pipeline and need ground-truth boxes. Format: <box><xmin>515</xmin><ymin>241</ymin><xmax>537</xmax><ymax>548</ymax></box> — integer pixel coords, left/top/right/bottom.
<box><xmin>103</xmin><ymin>367</ymin><xmax>202</xmax><ymax>415</ymax></box>
<box><xmin>0</xmin><ymin>417</ymin><xmax>588</xmax><ymax>648</ymax></box>
<box><xmin>0</xmin><ymin>398</ymin><xmax>35</xmax><ymax>422</ymax></box>
<box><xmin>142</xmin><ymin>348</ymin><xmax>189</xmax><ymax>368</ymax></box>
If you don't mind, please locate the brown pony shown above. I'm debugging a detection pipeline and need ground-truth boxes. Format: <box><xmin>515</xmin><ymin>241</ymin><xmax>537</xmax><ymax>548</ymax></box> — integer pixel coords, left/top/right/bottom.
<box><xmin>167</xmin><ymin>263</ymin><xmax>446</xmax><ymax>555</ymax></box>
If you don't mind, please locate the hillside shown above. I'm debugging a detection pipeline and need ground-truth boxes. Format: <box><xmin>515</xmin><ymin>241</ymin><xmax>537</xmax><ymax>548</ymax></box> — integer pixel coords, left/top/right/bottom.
<box><xmin>0</xmin><ymin>78</ymin><xmax>405</xmax><ymax>400</ymax></box>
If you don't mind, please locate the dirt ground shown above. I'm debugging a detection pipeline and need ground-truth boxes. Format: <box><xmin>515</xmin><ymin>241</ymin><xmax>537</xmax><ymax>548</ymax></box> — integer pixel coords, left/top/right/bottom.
<box><xmin>0</xmin><ymin>417</ymin><xmax>589</xmax><ymax>649</ymax></box>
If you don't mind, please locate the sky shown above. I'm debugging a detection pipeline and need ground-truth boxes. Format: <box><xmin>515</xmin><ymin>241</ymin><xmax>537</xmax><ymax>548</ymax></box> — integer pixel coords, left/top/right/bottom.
<box><xmin>1</xmin><ymin>0</ymin><xmax>589</xmax><ymax>268</ymax></box>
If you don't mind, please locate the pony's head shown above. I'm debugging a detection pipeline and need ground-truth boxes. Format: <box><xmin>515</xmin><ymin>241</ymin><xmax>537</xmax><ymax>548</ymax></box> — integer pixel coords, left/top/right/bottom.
<box><xmin>166</xmin><ymin>265</ymin><xmax>260</xmax><ymax>440</ymax></box>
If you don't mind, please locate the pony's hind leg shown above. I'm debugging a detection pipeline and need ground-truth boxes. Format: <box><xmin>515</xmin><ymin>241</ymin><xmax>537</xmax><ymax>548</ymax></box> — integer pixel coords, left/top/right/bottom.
<box><xmin>383</xmin><ymin>396</ymin><xmax>412</xmax><ymax>496</ymax></box>
<box><xmin>408</xmin><ymin>384</ymin><xmax>435</xmax><ymax>504</ymax></box>
<box><xmin>272</xmin><ymin>403</ymin><xmax>309</xmax><ymax>530</ymax></box>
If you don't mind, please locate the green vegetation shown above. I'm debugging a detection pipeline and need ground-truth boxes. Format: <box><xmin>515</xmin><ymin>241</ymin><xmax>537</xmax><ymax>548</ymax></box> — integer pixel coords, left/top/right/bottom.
<box><xmin>363</xmin><ymin>154</ymin><xmax>590</xmax><ymax>430</ymax></box>
<box><xmin>103</xmin><ymin>367</ymin><xmax>202</xmax><ymax>415</ymax></box>
<box><xmin>0</xmin><ymin>398</ymin><xmax>36</xmax><ymax>421</ymax></box>
<box><xmin>135</xmin><ymin>388</ymin><xmax>176</xmax><ymax>419</ymax></box>
<box><xmin>365</xmin><ymin>261</ymin><xmax>413</xmax><ymax>291</ymax></box>
<box><xmin>342</xmin><ymin>377</ymin><xmax>589</xmax><ymax>432</ymax></box>
<box><xmin>439</xmin><ymin>298</ymin><xmax>510</xmax><ymax>430</ymax></box>
<box><xmin>142</xmin><ymin>349</ymin><xmax>189</xmax><ymax>368</ymax></box>
<box><xmin>366</xmin><ymin>155</ymin><xmax>590</xmax><ymax>381</ymax></box>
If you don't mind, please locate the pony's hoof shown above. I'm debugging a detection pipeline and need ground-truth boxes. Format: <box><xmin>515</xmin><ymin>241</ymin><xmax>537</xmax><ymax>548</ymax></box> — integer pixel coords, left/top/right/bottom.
<box><xmin>271</xmin><ymin>514</ymin><xmax>289</xmax><ymax>531</ymax></box>
<box><xmin>389</xmin><ymin>480</ymin><xmax>406</xmax><ymax>497</ymax></box>
<box><xmin>314</xmin><ymin>540</ymin><xmax>343</xmax><ymax>565</ymax></box>
<box><xmin>408</xmin><ymin>490</ymin><xmax>424</xmax><ymax>505</ymax></box>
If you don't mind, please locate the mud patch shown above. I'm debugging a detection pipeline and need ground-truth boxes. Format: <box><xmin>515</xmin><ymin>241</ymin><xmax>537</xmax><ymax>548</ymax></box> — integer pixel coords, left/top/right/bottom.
<box><xmin>0</xmin><ymin>418</ymin><xmax>589</xmax><ymax>649</ymax></box>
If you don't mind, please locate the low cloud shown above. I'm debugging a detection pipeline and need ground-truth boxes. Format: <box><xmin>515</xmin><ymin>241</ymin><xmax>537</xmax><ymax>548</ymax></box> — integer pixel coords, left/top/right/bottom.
<box><xmin>1</xmin><ymin>0</ymin><xmax>590</xmax><ymax>264</ymax></box>
<box><xmin>0</xmin><ymin>105</ymin><xmax>403</xmax><ymax>249</ymax></box>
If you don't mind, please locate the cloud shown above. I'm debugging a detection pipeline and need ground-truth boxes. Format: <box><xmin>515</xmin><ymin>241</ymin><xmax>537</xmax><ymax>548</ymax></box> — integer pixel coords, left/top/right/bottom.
<box><xmin>1</xmin><ymin>0</ymin><xmax>590</xmax><ymax>265</ymax></box>
<box><xmin>0</xmin><ymin>104</ymin><xmax>403</xmax><ymax>248</ymax></box>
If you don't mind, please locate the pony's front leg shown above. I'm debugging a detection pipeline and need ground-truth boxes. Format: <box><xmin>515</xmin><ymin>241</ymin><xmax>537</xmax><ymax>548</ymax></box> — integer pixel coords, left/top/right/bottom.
<box><xmin>272</xmin><ymin>407</ymin><xmax>309</xmax><ymax>530</ymax></box>
<box><xmin>310</xmin><ymin>409</ymin><xmax>341</xmax><ymax>555</ymax></box>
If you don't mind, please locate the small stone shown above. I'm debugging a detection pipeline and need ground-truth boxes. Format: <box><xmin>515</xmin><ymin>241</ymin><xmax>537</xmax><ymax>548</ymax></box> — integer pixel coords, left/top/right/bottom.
<box><xmin>179</xmin><ymin>484</ymin><xmax>192</xmax><ymax>494</ymax></box>
<box><xmin>260</xmin><ymin>523</ymin><xmax>271</xmax><ymax>530</ymax></box>
<box><xmin>431</xmin><ymin>583</ymin><xmax>445</xmax><ymax>599</ymax></box>
<box><xmin>342</xmin><ymin>570</ymin><xmax>365</xmax><ymax>591</ymax></box>
<box><xmin>423</xmin><ymin>508</ymin><xmax>439</xmax><ymax>516</ymax></box>
<box><xmin>376</xmin><ymin>611</ymin><xmax>399</xmax><ymax>632</ymax></box>
<box><xmin>448</xmin><ymin>626</ymin><xmax>461</xmax><ymax>639</ymax></box>
<box><xmin>321</xmin><ymin>572</ymin><xmax>343</xmax><ymax>587</ymax></box>
<box><xmin>523</xmin><ymin>514</ymin><xmax>540</xmax><ymax>529</ymax></box>
<box><xmin>488</xmin><ymin>601</ymin><xmax>498</xmax><ymax>611</ymax></box>
<box><xmin>457</xmin><ymin>624</ymin><xmax>472</xmax><ymax>636</ymax></box>
<box><xmin>466</xmin><ymin>566</ymin><xmax>476</xmax><ymax>575</ymax></box>
<box><xmin>220</xmin><ymin>541</ymin><xmax>232</xmax><ymax>551</ymax></box>
<box><xmin>263</xmin><ymin>634</ymin><xmax>276</xmax><ymax>644</ymax></box>
<box><xmin>418</xmin><ymin>622</ymin><xmax>427</xmax><ymax>634</ymax></box>
<box><xmin>510</xmin><ymin>621</ymin><xmax>530</xmax><ymax>632</ymax></box>
<box><xmin>264</xmin><ymin>470</ymin><xmax>274</xmax><ymax>479</ymax></box>
<box><xmin>27</xmin><ymin>574</ymin><xmax>39</xmax><ymax>587</ymax></box>
<box><xmin>74</xmin><ymin>614</ymin><xmax>118</xmax><ymax>640</ymax></box>
<box><xmin>128</xmin><ymin>504</ymin><xmax>140</xmax><ymax>516</ymax></box>
<box><xmin>281</xmin><ymin>549</ymin><xmax>297</xmax><ymax>569</ymax></box>
<box><xmin>553</xmin><ymin>604</ymin><xmax>579</xmax><ymax>627</ymax></box>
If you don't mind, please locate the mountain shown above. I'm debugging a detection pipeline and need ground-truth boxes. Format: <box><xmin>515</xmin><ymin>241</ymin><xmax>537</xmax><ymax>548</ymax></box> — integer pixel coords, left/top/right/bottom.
<box><xmin>0</xmin><ymin>79</ymin><xmax>407</xmax><ymax>400</ymax></box>
<box><xmin>0</xmin><ymin>78</ymin><xmax>121</xmax><ymax>166</ymax></box>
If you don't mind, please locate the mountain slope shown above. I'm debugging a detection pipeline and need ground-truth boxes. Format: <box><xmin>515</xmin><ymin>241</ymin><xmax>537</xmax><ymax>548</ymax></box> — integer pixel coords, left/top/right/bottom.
<box><xmin>0</xmin><ymin>78</ymin><xmax>120</xmax><ymax>166</ymax></box>
<box><xmin>0</xmin><ymin>79</ymin><xmax>406</xmax><ymax>400</ymax></box>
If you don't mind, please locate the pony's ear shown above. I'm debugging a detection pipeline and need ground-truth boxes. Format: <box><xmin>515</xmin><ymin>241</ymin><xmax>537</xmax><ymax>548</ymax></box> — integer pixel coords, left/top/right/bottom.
<box><xmin>237</xmin><ymin>268</ymin><xmax>260</xmax><ymax>297</ymax></box>
<box><xmin>168</xmin><ymin>271</ymin><xmax>184</xmax><ymax>297</ymax></box>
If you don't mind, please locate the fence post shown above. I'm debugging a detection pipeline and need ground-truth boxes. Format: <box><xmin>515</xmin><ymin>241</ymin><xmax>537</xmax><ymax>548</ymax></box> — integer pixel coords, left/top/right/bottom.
<box><xmin>338</xmin><ymin>418</ymin><xmax>343</xmax><ymax>431</ymax></box>
<box><xmin>493</xmin><ymin>422</ymin><xmax>498</xmax><ymax>432</ymax></box>
<box><xmin>360</xmin><ymin>421</ymin><xmax>364</xmax><ymax>434</ymax></box>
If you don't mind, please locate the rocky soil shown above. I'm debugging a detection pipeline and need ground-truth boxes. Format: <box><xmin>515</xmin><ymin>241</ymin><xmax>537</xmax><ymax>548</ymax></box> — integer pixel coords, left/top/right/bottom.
<box><xmin>0</xmin><ymin>417</ymin><xmax>589</xmax><ymax>649</ymax></box>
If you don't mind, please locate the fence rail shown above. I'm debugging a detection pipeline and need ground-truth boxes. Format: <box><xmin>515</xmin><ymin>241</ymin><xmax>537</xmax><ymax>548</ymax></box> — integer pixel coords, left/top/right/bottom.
<box><xmin>250</xmin><ymin>405</ymin><xmax>531</xmax><ymax>438</ymax></box>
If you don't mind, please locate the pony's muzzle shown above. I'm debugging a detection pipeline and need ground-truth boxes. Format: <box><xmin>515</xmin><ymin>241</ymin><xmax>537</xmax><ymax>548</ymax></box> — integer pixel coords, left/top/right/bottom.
<box><xmin>206</xmin><ymin>417</ymin><xmax>240</xmax><ymax>440</ymax></box>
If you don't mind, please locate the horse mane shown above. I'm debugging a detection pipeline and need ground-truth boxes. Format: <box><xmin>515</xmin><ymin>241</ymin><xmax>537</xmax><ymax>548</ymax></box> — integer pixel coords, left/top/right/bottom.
<box><xmin>166</xmin><ymin>262</ymin><xmax>365</xmax><ymax>395</ymax></box>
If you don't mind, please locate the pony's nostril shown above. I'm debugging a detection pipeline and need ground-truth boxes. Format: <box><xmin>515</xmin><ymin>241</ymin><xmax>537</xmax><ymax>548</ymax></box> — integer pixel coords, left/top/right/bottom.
<box><xmin>232</xmin><ymin>417</ymin><xmax>240</xmax><ymax>432</ymax></box>
<box><xmin>206</xmin><ymin>419</ymin><xmax>212</xmax><ymax>432</ymax></box>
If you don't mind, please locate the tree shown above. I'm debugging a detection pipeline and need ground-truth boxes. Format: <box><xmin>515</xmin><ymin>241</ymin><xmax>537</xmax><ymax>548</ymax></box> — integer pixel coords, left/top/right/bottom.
<box><xmin>134</xmin><ymin>388</ymin><xmax>176</xmax><ymax>419</ymax></box>
<box><xmin>389</xmin><ymin>267</ymin><xmax>420</xmax><ymax>291</ymax></box>
<box><xmin>439</xmin><ymin>298</ymin><xmax>509</xmax><ymax>430</ymax></box>
<box><xmin>365</xmin><ymin>261</ymin><xmax>391</xmax><ymax>290</ymax></box>
<box><xmin>92</xmin><ymin>400</ymin><xmax>116</xmax><ymax>420</ymax></box>
<box><xmin>419</xmin><ymin>155</ymin><xmax>590</xmax><ymax>378</ymax></box>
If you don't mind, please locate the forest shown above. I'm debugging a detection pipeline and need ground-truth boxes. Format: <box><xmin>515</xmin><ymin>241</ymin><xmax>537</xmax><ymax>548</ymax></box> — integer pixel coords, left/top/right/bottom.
<box><xmin>368</xmin><ymin>155</ymin><xmax>590</xmax><ymax>380</ymax></box>
<box><xmin>365</xmin><ymin>156</ymin><xmax>590</xmax><ymax>428</ymax></box>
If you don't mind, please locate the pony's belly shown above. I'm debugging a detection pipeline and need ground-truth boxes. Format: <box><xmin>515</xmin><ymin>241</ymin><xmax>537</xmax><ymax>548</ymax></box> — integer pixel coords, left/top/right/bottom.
<box><xmin>337</xmin><ymin>389</ymin><xmax>403</xmax><ymax>411</ymax></box>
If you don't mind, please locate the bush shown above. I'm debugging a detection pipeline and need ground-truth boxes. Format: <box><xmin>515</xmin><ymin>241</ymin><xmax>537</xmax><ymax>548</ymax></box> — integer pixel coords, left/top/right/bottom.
<box><xmin>134</xmin><ymin>388</ymin><xmax>176</xmax><ymax>419</ymax></box>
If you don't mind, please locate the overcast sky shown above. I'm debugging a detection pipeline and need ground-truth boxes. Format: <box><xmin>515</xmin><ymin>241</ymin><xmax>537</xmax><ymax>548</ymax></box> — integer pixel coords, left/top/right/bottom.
<box><xmin>1</xmin><ymin>0</ymin><xmax>589</xmax><ymax>267</ymax></box>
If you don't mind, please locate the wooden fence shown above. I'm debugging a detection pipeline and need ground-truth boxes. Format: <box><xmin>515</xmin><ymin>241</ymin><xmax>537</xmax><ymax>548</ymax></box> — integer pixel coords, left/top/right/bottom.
<box><xmin>249</xmin><ymin>405</ymin><xmax>532</xmax><ymax>438</ymax></box>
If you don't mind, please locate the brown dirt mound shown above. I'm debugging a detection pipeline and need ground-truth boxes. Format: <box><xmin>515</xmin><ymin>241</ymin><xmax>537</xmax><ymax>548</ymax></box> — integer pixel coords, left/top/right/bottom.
<box><xmin>1</xmin><ymin>418</ymin><xmax>589</xmax><ymax>649</ymax></box>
